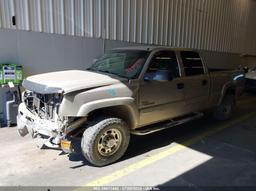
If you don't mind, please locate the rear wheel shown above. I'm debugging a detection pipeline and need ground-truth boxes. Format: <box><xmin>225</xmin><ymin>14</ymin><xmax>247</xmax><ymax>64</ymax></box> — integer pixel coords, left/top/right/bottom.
<box><xmin>213</xmin><ymin>94</ymin><xmax>235</xmax><ymax>121</ymax></box>
<box><xmin>81</xmin><ymin>117</ymin><xmax>130</xmax><ymax>166</ymax></box>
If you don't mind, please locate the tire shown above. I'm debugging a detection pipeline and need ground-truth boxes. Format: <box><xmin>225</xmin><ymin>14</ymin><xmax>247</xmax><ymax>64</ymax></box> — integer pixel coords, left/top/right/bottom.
<box><xmin>213</xmin><ymin>94</ymin><xmax>235</xmax><ymax>121</ymax></box>
<box><xmin>81</xmin><ymin>117</ymin><xmax>130</xmax><ymax>166</ymax></box>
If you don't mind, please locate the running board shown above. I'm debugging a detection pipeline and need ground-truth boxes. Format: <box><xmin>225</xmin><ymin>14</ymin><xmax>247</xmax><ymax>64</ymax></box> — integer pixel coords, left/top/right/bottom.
<box><xmin>131</xmin><ymin>112</ymin><xmax>204</xmax><ymax>136</ymax></box>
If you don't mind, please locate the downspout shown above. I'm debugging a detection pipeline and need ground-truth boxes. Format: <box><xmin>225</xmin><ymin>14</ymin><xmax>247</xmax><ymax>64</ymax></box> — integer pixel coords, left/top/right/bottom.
<box><xmin>6</xmin><ymin>92</ymin><xmax>15</xmax><ymax>127</ymax></box>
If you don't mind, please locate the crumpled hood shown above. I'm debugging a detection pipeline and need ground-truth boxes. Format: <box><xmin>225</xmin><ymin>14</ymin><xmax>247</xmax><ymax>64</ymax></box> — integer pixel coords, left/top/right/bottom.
<box><xmin>23</xmin><ymin>70</ymin><xmax>122</xmax><ymax>94</ymax></box>
<box><xmin>245</xmin><ymin>71</ymin><xmax>256</xmax><ymax>80</ymax></box>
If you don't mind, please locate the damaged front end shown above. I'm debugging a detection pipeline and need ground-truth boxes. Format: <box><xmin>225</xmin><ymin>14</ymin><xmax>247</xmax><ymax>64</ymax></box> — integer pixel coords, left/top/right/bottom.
<box><xmin>17</xmin><ymin>90</ymin><xmax>67</xmax><ymax>148</ymax></box>
<box><xmin>17</xmin><ymin>85</ymin><xmax>86</xmax><ymax>152</ymax></box>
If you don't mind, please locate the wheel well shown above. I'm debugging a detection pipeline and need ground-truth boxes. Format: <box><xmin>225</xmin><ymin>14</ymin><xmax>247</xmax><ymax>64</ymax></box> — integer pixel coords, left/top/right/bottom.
<box><xmin>218</xmin><ymin>86</ymin><xmax>236</xmax><ymax>105</ymax></box>
<box><xmin>87</xmin><ymin>105</ymin><xmax>136</xmax><ymax>129</ymax></box>
<box><xmin>226</xmin><ymin>87</ymin><xmax>236</xmax><ymax>95</ymax></box>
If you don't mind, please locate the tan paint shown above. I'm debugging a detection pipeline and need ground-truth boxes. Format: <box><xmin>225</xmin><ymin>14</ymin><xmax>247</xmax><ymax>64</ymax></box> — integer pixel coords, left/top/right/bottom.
<box><xmin>18</xmin><ymin>47</ymin><xmax>243</xmax><ymax>137</ymax></box>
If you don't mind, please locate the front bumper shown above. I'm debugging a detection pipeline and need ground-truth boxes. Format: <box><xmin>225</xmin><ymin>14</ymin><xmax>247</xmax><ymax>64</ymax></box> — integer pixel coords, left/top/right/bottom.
<box><xmin>17</xmin><ymin>103</ymin><xmax>60</xmax><ymax>137</ymax></box>
<box><xmin>17</xmin><ymin>103</ymin><xmax>64</xmax><ymax>149</ymax></box>
<box><xmin>17</xmin><ymin>103</ymin><xmax>81</xmax><ymax>153</ymax></box>
<box><xmin>17</xmin><ymin>114</ymin><xmax>31</xmax><ymax>137</ymax></box>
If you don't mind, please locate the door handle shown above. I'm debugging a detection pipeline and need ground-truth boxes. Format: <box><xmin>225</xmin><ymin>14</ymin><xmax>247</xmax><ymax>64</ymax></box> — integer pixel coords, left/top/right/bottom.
<box><xmin>177</xmin><ymin>83</ymin><xmax>184</xmax><ymax>89</ymax></box>
<box><xmin>202</xmin><ymin>80</ymin><xmax>208</xmax><ymax>86</ymax></box>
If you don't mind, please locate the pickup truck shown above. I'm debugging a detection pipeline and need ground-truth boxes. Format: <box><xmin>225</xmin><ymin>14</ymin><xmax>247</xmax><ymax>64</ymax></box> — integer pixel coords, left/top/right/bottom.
<box><xmin>17</xmin><ymin>47</ymin><xmax>244</xmax><ymax>166</ymax></box>
<box><xmin>245</xmin><ymin>65</ymin><xmax>256</xmax><ymax>91</ymax></box>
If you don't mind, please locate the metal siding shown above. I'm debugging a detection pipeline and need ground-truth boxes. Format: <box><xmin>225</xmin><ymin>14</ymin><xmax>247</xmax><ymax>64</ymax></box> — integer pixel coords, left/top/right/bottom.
<box><xmin>0</xmin><ymin>0</ymin><xmax>255</xmax><ymax>54</ymax></box>
<box><xmin>0</xmin><ymin>0</ymin><xmax>16</xmax><ymax>29</ymax></box>
<box><xmin>51</xmin><ymin>0</ymin><xmax>60</xmax><ymax>34</ymax></box>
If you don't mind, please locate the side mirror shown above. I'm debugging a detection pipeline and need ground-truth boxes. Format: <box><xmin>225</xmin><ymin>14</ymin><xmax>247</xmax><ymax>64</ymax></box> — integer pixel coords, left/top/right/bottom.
<box><xmin>144</xmin><ymin>73</ymin><xmax>154</xmax><ymax>82</ymax></box>
<box><xmin>93</xmin><ymin>58</ymin><xmax>98</xmax><ymax>64</ymax></box>
<box><xmin>144</xmin><ymin>71</ymin><xmax>173</xmax><ymax>82</ymax></box>
<box><xmin>243</xmin><ymin>66</ymin><xmax>249</xmax><ymax>74</ymax></box>
<box><xmin>144</xmin><ymin>76</ymin><xmax>150</xmax><ymax>82</ymax></box>
<box><xmin>153</xmin><ymin>70</ymin><xmax>173</xmax><ymax>82</ymax></box>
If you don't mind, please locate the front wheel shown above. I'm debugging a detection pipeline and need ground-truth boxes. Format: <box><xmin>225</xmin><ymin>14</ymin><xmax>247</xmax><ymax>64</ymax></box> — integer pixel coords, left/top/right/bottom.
<box><xmin>213</xmin><ymin>94</ymin><xmax>235</xmax><ymax>121</ymax></box>
<box><xmin>81</xmin><ymin>117</ymin><xmax>130</xmax><ymax>166</ymax></box>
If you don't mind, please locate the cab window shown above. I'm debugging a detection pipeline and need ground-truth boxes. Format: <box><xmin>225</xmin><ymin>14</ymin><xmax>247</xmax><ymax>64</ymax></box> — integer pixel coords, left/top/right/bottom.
<box><xmin>145</xmin><ymin>51</ymin><xmax>180</xmax><ymax>81</ymax></box>
<box><xmin>180</xmin><ymin>51</ymin><xmax>205</xmax><ymax>76</ymax></box>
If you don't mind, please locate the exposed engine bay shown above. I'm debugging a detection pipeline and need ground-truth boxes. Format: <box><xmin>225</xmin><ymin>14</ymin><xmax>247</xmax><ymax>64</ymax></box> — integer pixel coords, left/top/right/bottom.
<box><xmin>23</xmin><ymin>91</ymin><xmax>63</xmax><ymax>121</ymax></box>
<box><xmin>18</xmin><ymin>90</ymin><xmax>87</xmax><ymax>150</ymax></box>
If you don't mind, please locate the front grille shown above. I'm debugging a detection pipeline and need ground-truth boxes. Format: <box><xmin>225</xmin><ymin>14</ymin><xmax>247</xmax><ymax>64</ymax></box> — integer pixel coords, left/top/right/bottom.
<box><xmin>23</xmin><ymin>91</ymin><xmax>62</xmax><ymax>120</ymax></box>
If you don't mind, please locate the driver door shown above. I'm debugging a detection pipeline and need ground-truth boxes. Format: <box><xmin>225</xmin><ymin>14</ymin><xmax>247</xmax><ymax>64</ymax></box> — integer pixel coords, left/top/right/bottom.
<box><xmin>139</xmin><ymin>50</ymin><xmax>186</xmax><ymax>126</ymax></box>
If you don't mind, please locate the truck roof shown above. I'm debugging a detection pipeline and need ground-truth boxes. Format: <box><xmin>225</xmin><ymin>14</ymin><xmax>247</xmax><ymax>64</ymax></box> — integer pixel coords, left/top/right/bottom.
<box><xmin>113</xmin><ymin>46</ymin><xmax>241</xmax><ymax>69</ymax></box>
<box><xmin>113</xmin><ymin>46</ymin><xmax>195</xmax><ymax>52</ymax></box>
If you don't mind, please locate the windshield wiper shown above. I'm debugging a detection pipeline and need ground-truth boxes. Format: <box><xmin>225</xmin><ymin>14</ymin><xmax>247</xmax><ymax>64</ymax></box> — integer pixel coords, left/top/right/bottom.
<box><xmin>87</xmin><ymin>68</ymin><xmax>95</xmax><ymax>71</ymax></box>
<box><xmin>98</xmin><ymin>69</ymin><xmax>111</xmax><ymax>74</ymax></box>
<box><xmin>97</xmin><ymin>70</ymin><xmax>129</xmax><ymax>79</ymax></box>
<box><xmin>111</xmin><ymin>73</ymin><xmax>129</xmax><ymax>79</ymax></box>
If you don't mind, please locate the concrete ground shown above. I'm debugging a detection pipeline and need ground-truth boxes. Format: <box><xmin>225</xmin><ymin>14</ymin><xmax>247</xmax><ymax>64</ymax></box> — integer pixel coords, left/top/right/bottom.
<box><xmin>1</xmin><ymin>94</ymin><xmax>256</xmax><ymax>190</ymax></box>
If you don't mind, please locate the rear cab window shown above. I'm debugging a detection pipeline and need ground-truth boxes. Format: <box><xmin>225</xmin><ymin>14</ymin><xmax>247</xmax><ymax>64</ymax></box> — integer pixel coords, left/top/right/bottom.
<box><xmin>180</xmin><ymin>51</ymin><xmax>205</xmax><ymax>76</ymax></box>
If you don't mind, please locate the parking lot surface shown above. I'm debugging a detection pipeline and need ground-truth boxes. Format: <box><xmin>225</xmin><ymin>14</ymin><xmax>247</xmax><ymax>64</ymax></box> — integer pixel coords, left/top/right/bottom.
<box><xmin>1</xmin><ymin>94</ymin><xmax>256</xmax><ymax>190</ymax></box>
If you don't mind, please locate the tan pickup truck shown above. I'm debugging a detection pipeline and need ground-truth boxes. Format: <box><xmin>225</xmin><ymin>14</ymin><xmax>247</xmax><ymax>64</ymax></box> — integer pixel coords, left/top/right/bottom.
<box><xmin>17</xmin><ymin>47</ymin><xmax>244</xmax><ymax>166</ymax></box>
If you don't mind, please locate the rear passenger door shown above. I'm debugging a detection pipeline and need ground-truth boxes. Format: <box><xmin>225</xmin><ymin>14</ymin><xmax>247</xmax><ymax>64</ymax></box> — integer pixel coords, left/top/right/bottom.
<box><xmin>179</xmin><ymin>51</ymin><xmax>210</xmax><ymax>112</ymax></box>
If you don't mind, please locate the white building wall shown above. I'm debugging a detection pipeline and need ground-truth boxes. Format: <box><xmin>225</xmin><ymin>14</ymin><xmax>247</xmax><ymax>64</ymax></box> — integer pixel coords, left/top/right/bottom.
<box><xmin>0</xmin><ymin>0</ymin><xmax>256</xmax><ymax>54</ymax></box>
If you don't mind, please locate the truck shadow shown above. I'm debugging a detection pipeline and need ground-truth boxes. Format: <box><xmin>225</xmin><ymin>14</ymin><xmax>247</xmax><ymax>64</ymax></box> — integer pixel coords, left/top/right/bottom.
<box><xmin>67</xmin><ymin>114</ymin><xmax>222</xmax><ymax>168</ymax></box>
<box><xmin>123</xmin><ymin>115</ymin><xmax>220</xmax><ymax>160</ymax></box>
<box><xmin>68</xmin><ymin>95</ymin><xmax>256</xmax><ymax>169</ymax></box>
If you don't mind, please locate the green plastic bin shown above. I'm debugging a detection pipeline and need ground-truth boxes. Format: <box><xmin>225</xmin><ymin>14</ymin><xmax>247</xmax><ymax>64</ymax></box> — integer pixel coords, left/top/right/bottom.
<box><xmin>0</xmin><ymin>64</ymin><xmax>23</xmax><ymax>85</ymax></box>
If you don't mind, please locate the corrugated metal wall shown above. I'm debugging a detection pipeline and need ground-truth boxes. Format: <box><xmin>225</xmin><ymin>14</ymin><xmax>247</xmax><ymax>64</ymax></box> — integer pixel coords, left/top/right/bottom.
<box><xmin>0</xmin><ymin>0</ymin><xmax>256</xmax><ymax>54</ymax></box>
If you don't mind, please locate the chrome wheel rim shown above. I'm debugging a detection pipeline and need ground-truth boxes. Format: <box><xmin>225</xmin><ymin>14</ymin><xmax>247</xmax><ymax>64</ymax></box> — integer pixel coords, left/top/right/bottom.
<box><xmin>97</xmin><ymin>128</ymin><xmax>122</xmax><ymax>157</ymax></box>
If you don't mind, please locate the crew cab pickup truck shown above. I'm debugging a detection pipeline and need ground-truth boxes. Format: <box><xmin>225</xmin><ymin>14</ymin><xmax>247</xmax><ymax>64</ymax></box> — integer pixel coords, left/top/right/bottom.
<box><xmin>17</xmin><ymin>47</ymin><xmax>244</xmax><ymax>166</ymax></box>
<box><xmin>245</xmin><ymin>65</ymin><xmax>256</xmax><ymax>91</ymax></box>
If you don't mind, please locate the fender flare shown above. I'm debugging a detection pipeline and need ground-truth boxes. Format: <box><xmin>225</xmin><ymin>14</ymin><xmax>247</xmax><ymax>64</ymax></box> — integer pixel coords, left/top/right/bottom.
<box><xmin>77</xmin><ymin>97</ymin><xmax>139</xmax><ymax>128</ymax></box>
<box><xmin>218</xmin><ymin>82</ymin><xmax>236</xmax><ymax>105</ymax></box>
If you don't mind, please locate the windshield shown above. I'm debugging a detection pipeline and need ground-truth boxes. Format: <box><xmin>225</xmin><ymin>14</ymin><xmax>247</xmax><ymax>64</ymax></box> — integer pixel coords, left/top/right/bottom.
<box><xmin>88</xmin><ymin>50</ymin><xmax>149</xmax><ymax>79</ymax></box>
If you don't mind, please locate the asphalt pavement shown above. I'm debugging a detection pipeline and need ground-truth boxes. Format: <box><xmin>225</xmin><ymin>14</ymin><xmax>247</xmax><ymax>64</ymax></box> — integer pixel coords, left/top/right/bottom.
<box><xmin>1</xmin><ymin>94</ymin><xmax>256</xmax><ymax>191</ymax></box>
